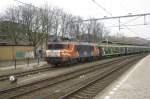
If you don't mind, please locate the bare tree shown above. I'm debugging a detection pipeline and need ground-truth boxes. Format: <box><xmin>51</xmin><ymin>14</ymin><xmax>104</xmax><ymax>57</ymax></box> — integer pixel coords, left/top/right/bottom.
<box><xmin>40</xmin><ymin>5</ymin><xmax>55</xmax><ymax>46</ymax></box>
<box><xmin>3</xmin><ymin>6</ymin><xmax>23</xmax><ymax>44</ymax></box>
<box><xmin>19</xmin><ymin>5</ymin><xmax>45</xmax><ymax>55</ymax></box>
<box><xmin>1</xmin><ymin>4</ymin><xmax>110</xmax><ymax>48</ymax></box>
<box><xmin>51</xmin><ymin>8</ymin><xmax>63</xmax><ymax>37</ymax></box>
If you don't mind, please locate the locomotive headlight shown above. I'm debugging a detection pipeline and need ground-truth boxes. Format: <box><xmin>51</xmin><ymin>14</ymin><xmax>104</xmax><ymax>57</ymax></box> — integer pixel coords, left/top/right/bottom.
<box><xmin>46</xmin><ymin>50</ymin><xmax>60</xmax><ymax>57</ymax></box>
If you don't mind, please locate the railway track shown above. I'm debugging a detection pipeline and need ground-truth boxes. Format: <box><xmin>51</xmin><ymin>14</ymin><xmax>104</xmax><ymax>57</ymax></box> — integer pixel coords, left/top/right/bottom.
<box><xmin>59</xmin><ymin>56</ymin><xmax>142</xmax><ymax>99</ymax></box>
<box><xmin>0</xmin><ymin>56</ymin><xmax>121</xmax><ymax>82</ymax></box>
<box><xmin>0</xmin><ymin>54</ymin><xmax>145</xmax><ymax>99</ymax></box>
<box><xmin>0</xmin><ymin>66</ymin><xmax>53</xmax><ymax>81</ymax></box>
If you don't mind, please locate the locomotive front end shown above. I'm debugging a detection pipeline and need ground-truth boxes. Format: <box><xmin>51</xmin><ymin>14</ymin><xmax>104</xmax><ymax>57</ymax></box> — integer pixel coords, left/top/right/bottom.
<box><xmin>45</xmin><ymin>43</ymin><xmax>69</xmax><ymax>64</ymax></box>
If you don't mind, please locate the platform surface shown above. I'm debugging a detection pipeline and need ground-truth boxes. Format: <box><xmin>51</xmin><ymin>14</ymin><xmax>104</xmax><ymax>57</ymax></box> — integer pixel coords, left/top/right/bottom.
<box><xmin>94</xmin><ymin>54</ymin><xmax>150</xmax><ymax>99</ymax></box>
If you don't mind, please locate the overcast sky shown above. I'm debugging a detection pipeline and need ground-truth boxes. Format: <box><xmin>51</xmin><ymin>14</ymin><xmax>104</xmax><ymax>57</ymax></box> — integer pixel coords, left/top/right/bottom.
<box><xmin>1</xmin><ymin>0</ymin><xmax>150</xmax><ymax>39</ymax></box>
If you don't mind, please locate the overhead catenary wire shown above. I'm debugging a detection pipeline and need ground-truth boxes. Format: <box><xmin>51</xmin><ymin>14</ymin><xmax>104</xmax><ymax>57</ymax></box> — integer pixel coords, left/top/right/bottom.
<box><xmin>120</xmin><ymin>16</ymin><xmax>141</xmax><ymax>26</ymax></box>
<box><xmin>92</xmin><ymin>0</ymin><xmax>112</xmax><ymax>16</ymax></box>
<box><xmin>14</xmin><ymin>0</ymin><xmax>150</xmax><ymax>38</ymax></box>
<box><xmin>104</xmin><ymin>16</ymin><xmax>145</xmax><ymax>28</ymax></box>
<box><xmin>106</xmin><ymin>23</ymin><xmax>150</xmax><ymax>28</ymax></box>
<box><xmin>91</xmin><ymin>0</ymin><xmax>147</xmax><ymax>36</ymax></box>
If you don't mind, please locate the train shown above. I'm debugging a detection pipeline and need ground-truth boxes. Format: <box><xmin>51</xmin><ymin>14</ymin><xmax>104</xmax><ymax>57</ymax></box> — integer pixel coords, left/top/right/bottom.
<box><xmin>44</xmin><ymin>41</ymin><xmax>150</xmax><ymax>65</ymax></box>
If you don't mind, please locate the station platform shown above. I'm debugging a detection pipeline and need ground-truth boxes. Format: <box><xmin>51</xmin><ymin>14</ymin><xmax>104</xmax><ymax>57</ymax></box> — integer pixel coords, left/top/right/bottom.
<box><xmin>94</xmin><ymin>54</ymin><xmax>150</xmax><ymax>99</ymax></box>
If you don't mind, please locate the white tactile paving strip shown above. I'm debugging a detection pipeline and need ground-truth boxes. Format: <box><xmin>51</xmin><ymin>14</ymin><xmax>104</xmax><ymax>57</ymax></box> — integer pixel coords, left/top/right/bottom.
<box><xmin>94</xmin><ymin>54</ymin><xmax>150</xmax><ymax>99</ymax></box>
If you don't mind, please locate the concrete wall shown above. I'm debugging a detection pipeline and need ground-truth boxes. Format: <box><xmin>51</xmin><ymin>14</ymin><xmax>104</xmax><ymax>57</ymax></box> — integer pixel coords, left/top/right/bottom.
<box><xmin>0</xmin><ymin>45</ymin><xmax>34</xmax><ymax>61</ymax></box>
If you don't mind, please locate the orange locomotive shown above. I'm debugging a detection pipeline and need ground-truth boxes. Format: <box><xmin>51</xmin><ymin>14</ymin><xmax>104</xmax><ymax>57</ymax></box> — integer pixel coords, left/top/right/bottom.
<box><xmin>45</xmin><ymin>42</ymin><xmax>99</xmax><ymax>65</ymax></box>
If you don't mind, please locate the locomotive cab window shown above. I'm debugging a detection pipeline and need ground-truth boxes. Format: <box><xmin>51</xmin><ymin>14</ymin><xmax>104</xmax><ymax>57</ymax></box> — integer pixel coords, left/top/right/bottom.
<box><xmin>48</xmin><ymin>44</ymin><xmax>68</xmax><ymax>50</ymax></box>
